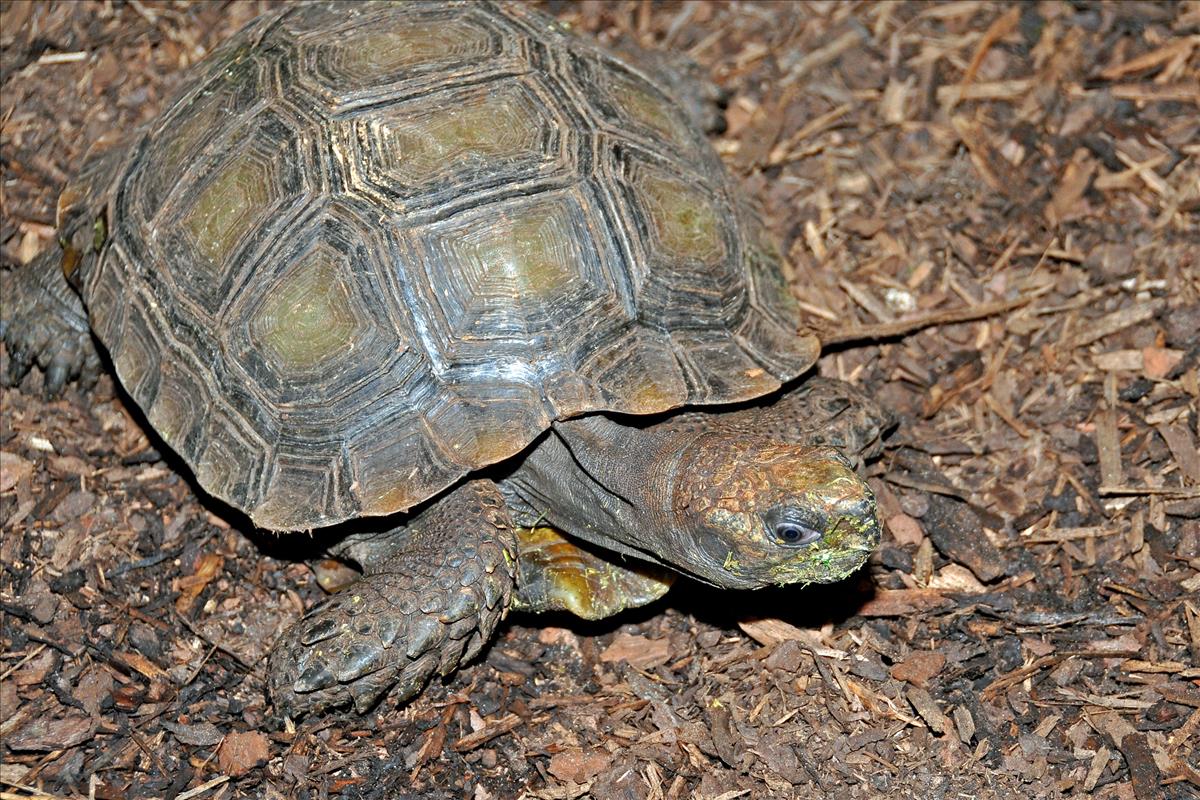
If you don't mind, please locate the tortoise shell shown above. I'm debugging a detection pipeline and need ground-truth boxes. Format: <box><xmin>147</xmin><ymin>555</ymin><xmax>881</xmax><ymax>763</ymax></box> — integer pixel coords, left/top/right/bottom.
<box><xmin>73</xmin><ymin>1</ymin><xmax>818</xmax><ymax>530</ymax></box>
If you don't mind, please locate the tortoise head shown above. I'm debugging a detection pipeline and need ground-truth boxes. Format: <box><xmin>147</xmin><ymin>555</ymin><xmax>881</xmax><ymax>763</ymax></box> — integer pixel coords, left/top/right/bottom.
<box><xmin>669</xmin><ymin>436</ymin><xmax>879</xmax><ymax>589</ymax></box>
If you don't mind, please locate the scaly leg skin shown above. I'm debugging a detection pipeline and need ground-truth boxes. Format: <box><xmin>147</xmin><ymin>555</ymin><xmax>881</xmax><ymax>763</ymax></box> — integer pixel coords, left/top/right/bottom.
<box><xmin>0</xmin><ymin>246</ymin><xmax>101</xmax><ymax>396</ymax></box>
<box><xmin>268</xmin><ymin>480</ymin><xmax>518</xmax><ymax>717</ymax></box>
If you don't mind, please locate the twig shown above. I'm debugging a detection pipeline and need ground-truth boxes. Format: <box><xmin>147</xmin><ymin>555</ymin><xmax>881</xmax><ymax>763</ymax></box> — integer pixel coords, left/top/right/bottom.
<box><xmin>819</xmin><ymin>295</ymin><xmax>1034</xmax><ymax>347</ymax></box>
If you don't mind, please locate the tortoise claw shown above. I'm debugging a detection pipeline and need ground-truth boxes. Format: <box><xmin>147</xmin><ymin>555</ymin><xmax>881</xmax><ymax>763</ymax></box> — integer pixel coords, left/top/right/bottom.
<box><xmin>335</xmin><ymin>642</ymin><xmax>384</xmax><ymax>684</ymax></box>
<box><xmin>0</xmin><ymin>256</ymin><xmax>99</xmax><ymax>398</ymax></box>
<box><xmin>4</xmin><ymin>346</ymin><xmax>33</xmax><ymax>387</ymax></box>
<box><xmin>293</xmin><ymin>662</ymin><xmax>336</xmax><ymax>694</ymax></box>
<box><xmin>44</xmin><ymin>349</ymin><xmax>75</xmax><ymax>398</ymax></box>
<box><xmin>299</xmin><ymin>615</ymin><xmax>342</xmax><ymax>646</ymax></box>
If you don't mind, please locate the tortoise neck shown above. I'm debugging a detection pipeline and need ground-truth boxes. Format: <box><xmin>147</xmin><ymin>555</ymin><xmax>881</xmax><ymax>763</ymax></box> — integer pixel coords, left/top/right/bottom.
<box><xmin>502</xmin><ymin>412</ymin><xmax>695</xmax><ymax>566</ymax></box>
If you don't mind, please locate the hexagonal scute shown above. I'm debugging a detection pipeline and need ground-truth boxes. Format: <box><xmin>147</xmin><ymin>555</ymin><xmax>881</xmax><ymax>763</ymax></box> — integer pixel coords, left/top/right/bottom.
<box><xmin>403</xmin><ymin>187</ymin><xmax>631</xmax><ymax>372</ymax></box>
<box><xmin>612</xmin><ymin>151</ymin><xmax>743</xmax><ymax>329</ymax></box>
<box><xmin>637</xmin><ymin>166</ymin><xmax>729</xmax><ymax>266</ymax></box>
<box><xmin>348</xmin><ymin>414</ymin><xmax>462</xmax><ymax>519</ymax></box>
<box><xmin>226</xmin><ymin>205</ymin><xmax>421</xmax><ymax>413</ymax></box>
<box><xmin>337</xmin><ymin>75</ymin><xmax>578</xmax><ymax>212</ymax></box>
<box><xmin>130</xmin><ymin>53</ymin><xmax>268</xmax><ymax>219</ymax></box>
<box><xmin>253</xmin><ymin>248</ymin><xmax>358</xmax><ymax>374</ymax></box>
<box><xmin>154</xmin><ymin>112</ymin><xmax>308</xmax><ymax>318</ymax></box>
<box><xmin>194</xmin><ymin>400</ymin><xmax>272</xmax><ymax>513</ymax></box>
<box><xmin>282</xmin><ymin>2</ymin><xmax>529</xmax><ymax>114</ymax></box>
<box><xmin>571</xmin><ymin>52</ymin><xmax>706</xmax><ymax>160</ymax></box>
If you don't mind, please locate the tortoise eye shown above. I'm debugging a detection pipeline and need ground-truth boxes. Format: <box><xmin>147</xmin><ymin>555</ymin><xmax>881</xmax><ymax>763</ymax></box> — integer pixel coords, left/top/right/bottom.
<box><xmin>771</xmin><ymin>521</ymin><xmax>821</xmax><ymax>548</ymax></box>
<box><xmin>762</xmin><ymin>508</ymin><xmax>824</xmax><ymax>548</ymax></box>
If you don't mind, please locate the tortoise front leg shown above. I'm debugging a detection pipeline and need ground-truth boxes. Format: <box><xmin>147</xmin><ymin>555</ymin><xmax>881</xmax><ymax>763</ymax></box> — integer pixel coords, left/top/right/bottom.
<box><xmin>268</xmin><ymin>480</ymin><xmax>517</xmax><ymax>716</ymax></box>
<box><xmin>0</xmin><ymin>246</ymin><xmax>101</xmax><ymax>395</ymax></box>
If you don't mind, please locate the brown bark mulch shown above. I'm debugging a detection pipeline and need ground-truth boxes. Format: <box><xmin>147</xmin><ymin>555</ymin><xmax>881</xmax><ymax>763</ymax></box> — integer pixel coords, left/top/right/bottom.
<box><xmin>2</xmin><ymin>2</ymin><xmax>1197</xmax><ymax>799</ymax></box>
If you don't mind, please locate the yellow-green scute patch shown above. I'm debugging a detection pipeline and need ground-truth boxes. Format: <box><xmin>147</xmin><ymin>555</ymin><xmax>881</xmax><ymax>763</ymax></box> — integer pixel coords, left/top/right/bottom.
<box><xmin>638</xmin><ymin>171</ymin><xmax>725</xmax><ymax>264</ymax></box>
<box><xmin>183</xmin><ymin>154</ymin><xmax>271</xmax><ymax>275</ymax></box>
<box><xmin>610</xmin><ymin>71</ymin><xmax>688</xmax><ymax>146</ymax></box>
<box><xmin>337</xmin><ymin>22</ymin><xmax>491</xmax><ymax>78</ymax></box>
<box><xmin>374</xmin><ymin>86</ymin><xmax>543</xmax><ymax>187</ymax></box>
<box><xmin>461</xmin><ymin>201</ymin><xmax>575</xmax><ymax>298</ymax></box>
<box><xmin>252</xmin><ymin>251</ymin><xmax>357</xmax><ymax>371</ymax></box>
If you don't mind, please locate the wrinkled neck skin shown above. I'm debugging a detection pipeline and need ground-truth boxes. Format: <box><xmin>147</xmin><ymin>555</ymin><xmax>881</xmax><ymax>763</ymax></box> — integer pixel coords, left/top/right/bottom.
<box><xmin>501</xmin><ymin>413</ymin><xmax>709</xmax><ymax>581</ymax></box>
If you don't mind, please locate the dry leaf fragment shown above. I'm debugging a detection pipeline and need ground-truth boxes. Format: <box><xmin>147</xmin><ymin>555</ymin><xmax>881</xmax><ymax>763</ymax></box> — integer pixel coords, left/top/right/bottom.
<box><xmin>890</xmin><ymin>651</ymin><xmax>947</xmax><ymax>688</ymax></box>
<box><xmin>1142</xmin><ymin>347</ymin><xmax>1185</xmax><ymax>380</ymax></box>
<box><xmin>0</xmin><ymin>451</ymin><xmax>34</xmax><ymax>493</ymax></box>
<box><xmin>929</xmin><ymin>564</ymin><xmax>988</xmax><ymax>593</ymax></box>
<box><xmin>887</xmin><ymin>513</ymin><xmax>925</xmax><ymax>546</ymax></box>
<box><xmin>218</xmin><ymin>730</ymin><xmax>270</xmax><ymax>777</ymax></box>
<box><xmin>175</xmin><ymin>552</ymin><xmax>225</xmax><ymax>614</ymax></box>
<box><xmin>1046</xmin><ymin>150</ymin><xmax>1097</xmax><ymax>226</ymax></box>
<box><xmin>599</xmin><ymin>632</ymin><xmax>671</xmax><ymax>669</ymax></box>
<box><xmin>548</xmin><ymin>748</ymin><xmax>612</xmax><ymax>784</ymax></box>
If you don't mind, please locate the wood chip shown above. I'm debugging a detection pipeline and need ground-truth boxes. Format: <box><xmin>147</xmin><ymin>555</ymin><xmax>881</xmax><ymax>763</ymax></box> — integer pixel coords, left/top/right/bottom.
<box><xmin>548</xmin><ymin>748</ymin><xmax>612</xmax><ymax>784</ymax></box>
<box><xmin>856</xmin><ymin>589</ymin><xmax>952</xmax><ymax>617</ymax></box>
<box><xmin>1099</xmin><ymin>350</ymin><xmax>1142</xmax><ymax>371</ymax></box>
<box><xmin>906</xmin><ymin>686</ymin><xmax>949</xmax><ymax>734</ymax></box>
<box><xmin>1099</xmin><ymin>35</ymin><xmax>1199</xmax><ymax>79</ymax></box>
<box><xmin>599</xmin><ymin>632</ymin><xmax>672</xmax><ymax>669</ymax></box>
<box><xmin>0</xmin><ymin>452</ymin><xmax>34</xmax><ymax>493</ymax></box>
<box><xmin>217</xmin><ymin>731</ymin><xmax>269</xmax><ymax>778</ymax></box>
<box><xmin>1156</xmin><ymin>682</ymin><xmax>1200</xmax><ymax>708</ymax></box>
<box><xmin>451</xmin><ymin>713</ymin><xmax>521</xmax><ymax>752</ymax></box>
<box><xmin>1064</xmin><ymin>301</ymin><xmax>1163</xmax><ymax>349</ymax></box>
<box><xmin>1117</xmin><ymin>732</ymin><xmax>1163</xmax><ymax>800</ymax></box>
<box><xmin>5</xmin><ymin>713</ymin><xmax>96</xmax><ymax>752</ymax></box>
<box><xmin>737</xmin><ymin>619</ymin><xmax>844</xmax><ymax>658</ymax></box>
<box><xmin>1156</xmin><ymin>422</ymin><xmax>1200</xmax><ymax>485</ymax></box>
<box><xmin>890</xmin><ymin>651</ymin><xmax>946</xmax><ymax>688</ymax></box>
<box><xmin>1097</xmin><ymin>374</ymin><xmax>1124</xmax><ymax>490</ymax></box>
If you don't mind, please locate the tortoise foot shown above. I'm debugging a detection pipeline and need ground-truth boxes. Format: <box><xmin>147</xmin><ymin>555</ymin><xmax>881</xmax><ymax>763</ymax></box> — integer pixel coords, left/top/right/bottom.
<box><xmin>268</xmin><ymin>481</ymin><xmax>517</xmax><ymax>717</ymax></box>
<box><xmin>0</xmin><ymin>247</ymin><xmax>100</xmax><ymax>397</ymax></box>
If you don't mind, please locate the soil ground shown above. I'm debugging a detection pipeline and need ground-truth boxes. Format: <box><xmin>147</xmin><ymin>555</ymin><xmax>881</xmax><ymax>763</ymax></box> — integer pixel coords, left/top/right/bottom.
<box><xmin>1</xmin><ymin>2</ymin><xmax>1198</xmax><ymax>799</ymax></box>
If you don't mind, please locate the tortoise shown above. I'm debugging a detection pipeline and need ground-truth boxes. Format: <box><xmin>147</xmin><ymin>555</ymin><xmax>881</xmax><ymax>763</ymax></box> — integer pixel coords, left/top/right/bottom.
<box><xmin>0</xmin><ymin>1</ymin><xmax>891</xmax><ymax>716</ymax></box>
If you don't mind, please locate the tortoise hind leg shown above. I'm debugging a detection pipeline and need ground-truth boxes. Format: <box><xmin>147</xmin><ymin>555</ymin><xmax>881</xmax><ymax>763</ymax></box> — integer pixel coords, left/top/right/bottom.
<box><xmin>268</xmin><ymin>480</ymin><xmax>518</xmax><ymax>716</ymax></box>
<box><xmin>0</xmin><ymin>245</ymin><xmax>101</xmax><ymax>396</ymax></box>
<box><xmin>2</xmin><ymin>140</ymin><xmax>124</xmax><ymax>396</ymax></box>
